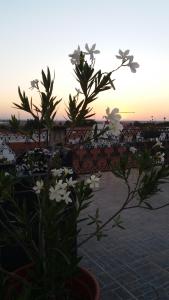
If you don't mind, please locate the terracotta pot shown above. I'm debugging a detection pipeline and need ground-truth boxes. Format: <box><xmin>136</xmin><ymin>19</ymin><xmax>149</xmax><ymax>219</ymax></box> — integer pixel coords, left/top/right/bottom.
<box><xmin>6</xmin><ymin>264</ymin><xmax>100</xmax><ymax>300</ymax></box>
<box><xmin>68</xmin><ymin>267</ymin><xmax>100</xmax><ymax>300</ymax></box>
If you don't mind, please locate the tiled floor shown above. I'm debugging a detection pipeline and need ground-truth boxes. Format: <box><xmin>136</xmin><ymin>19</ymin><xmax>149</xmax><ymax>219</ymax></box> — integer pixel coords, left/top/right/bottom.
<box><xmin>79</xmin><ymin>172</ymin><xmax>169</xmax><ymax>299</ymax></box>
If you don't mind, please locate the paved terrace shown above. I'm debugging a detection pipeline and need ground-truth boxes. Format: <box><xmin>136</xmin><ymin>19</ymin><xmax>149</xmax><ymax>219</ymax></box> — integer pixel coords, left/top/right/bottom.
<box><xmin>79</xmin><ymin>171</ymin><xmax>169</xmax><ymax>300</ymax></box>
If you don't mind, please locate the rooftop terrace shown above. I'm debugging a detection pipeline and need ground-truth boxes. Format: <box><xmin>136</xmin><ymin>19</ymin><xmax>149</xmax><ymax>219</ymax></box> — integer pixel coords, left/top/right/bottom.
<box><xmin>80</xmin><ymin>172</ymin><xmax>169</xmax><ymax>299</ymax></box>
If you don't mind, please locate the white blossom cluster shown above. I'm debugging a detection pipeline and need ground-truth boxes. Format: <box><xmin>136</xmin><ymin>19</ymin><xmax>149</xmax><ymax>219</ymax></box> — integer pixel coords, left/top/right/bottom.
<box><xmin>49</xmin><ymin>179</ymin><xmax>72</xmax><ymax>204</ymax></box>
<box><xmin>51</xmin><ymin>167</ymin><xmax>73</xmax><ymax>177</ymax></box>
<box><xmin>69</xmin><ymin>44</ymin><xmax>139</xmax><ymax>74</ymax></box>
<box><xmin>16</xmin><ymin>148</ymin><xmax>51</xmax><ymax>175</ymax></box>
<box><xmin>33</xmin><ymin>168</ymin><xmax>100</xmax><ymax>205</ymax></box>
<box><xmin>129</xmin><ymin>138</ymin><xmax>165</xmax><ymax>165</ymax></box>
<box><xmin>116</xmin><ymin>49</ymin><xmax>139</xmax><ymax>73</ymax></box>
<box><xmin>153</xmin><ymin>139</ymin><xmax>165</xmax><ymax>164</ymax></box>
<box><xmin>69</xmin><ymin>43</ymin><xmax>100</xmax><ymax>65</ymax></box>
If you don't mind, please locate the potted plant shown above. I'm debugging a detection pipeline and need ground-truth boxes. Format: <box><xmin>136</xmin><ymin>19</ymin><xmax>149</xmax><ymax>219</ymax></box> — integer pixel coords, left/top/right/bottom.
<box><xmin>0</xmin><ymin>165</ymin><xmax>102</xmax><ymax>299</ymax></box>
<box><xmin>3</xmin><ymin>44</ymin><xmax>168</xmax><ymax>300</ymax></box>
<box><xmin>0</xmin><ymin>137</ymin><xmax>169</xmax><ymax>299</ymax></box>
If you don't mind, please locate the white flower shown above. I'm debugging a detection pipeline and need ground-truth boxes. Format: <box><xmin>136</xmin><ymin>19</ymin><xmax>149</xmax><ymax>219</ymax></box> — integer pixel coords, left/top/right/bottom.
<box><xmin>60</xmin><ymin>190</ymin><xmax>72</xmax><ymax>204</ymax></box>
<box><xmin>84</xmin><ymin>43</ymin><xmax>100</xmax><ymax>60</ymax></box>
<box><xmin>69</xmin><ymin>45</ymin><xmax>81</xmax><ymax>65</ymax></box>
<box><xmin>116</xmin><ymin>50</ymin><xmax>139</xmax><ymax>73</ymax></box>
<box><xmin>153</xmin><ymin>138</ymin><xmax>164</xmax><ymax>149</ymax></box>
<box><xmin>49</xmin><ymin>186</ymin><xmax>62</xmax><ymax>202</ymax></box>
<box><xmin>108</xmin><ymin>121</ymin><xmax>123</xmax><ymax>136</ymax></box>
<box><xmin>66</xmin><ymin>177</ymin><xmax>77</xmax><ymax>187</ymax></box>
<box><xmin>33</xmin><ymin>180</ymin><xmax>44</xmax><ymax>194</ymax></box>
<box><xmin>116</xmin><ymin>49</ymin><xmax>130</xmax><ymax>62</ymax></box>
<box><xmin>49</xmin><ymin>180</ymin><xmax>72</xmax><ymax>204</ymax></box>
<box><xmin>129</xmin><ymin>146</ymin><xmax>137</xmax><ymax>154</ymax></box>
<box><xmin>49</xmin><ymin>180</ymin><xmax>67</xmax><ymax>202</ymax></box>
<box><xmin>30</xmin><ymin>79</ymin><xmax>39</xmax><ymax>89</ymax></box>
<box><xmin>63</xmin><ymin>167</ymin><xmax>73</xmax><ymax>176</ymax></box>
<box><xmin>104</xmin><ymin>107</ymin><xmax>121</xmax><ymax>122</ymax></box>
<box><xmin>127</xmin><ymin>57</ymin><xmax>139</xmax><ymax>73</ymax></box>
<box><xmin>43</xmin><ymin>149</ymin><xmax>50</xmax><ymax>155</ymax></box>
<box><xmin>55</xmin><ymin>179</ymin><xmax>67</xmax><ymax>190</ymax></box>
<box><xmin>104</xmin><ymin>107</ymin><xmax>123</xmax><ymax>136</ymax></box>
<box><xmin>86</xmin><ymin>175</ymin><xmax>100</xmax><ymax>189</ymax></box>
<box><xmin>155</xmin><ymin>152</ymin><xmax>165</xmax><ymax>164</ymax></box>
<box><xmin>51</xmin><ymin>168</ymin><xmax>63</xmax><ymax>177</ymax></box>
<box><xmin>4</xmin><ymin>172</ymin><xmax>10</xmax><ymax>176</ymax></box>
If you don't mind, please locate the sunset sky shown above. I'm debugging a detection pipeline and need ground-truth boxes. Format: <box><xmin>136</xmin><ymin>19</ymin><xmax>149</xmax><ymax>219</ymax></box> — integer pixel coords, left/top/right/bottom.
<box><xmin>0</xmin><ymin>0</ymin><xmax>169</xmax><ymax>121</ymax></box>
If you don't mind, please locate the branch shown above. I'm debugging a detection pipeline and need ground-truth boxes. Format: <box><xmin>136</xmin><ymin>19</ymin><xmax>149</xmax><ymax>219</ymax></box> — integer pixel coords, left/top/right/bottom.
<box><xmin>124</xmin><ymin>202</ymin><xmax>169</xmax><ymax>211</ymax></box>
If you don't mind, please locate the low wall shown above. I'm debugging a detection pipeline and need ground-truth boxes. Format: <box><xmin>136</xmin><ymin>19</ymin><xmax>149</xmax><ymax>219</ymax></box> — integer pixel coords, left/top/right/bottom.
<box><xmin>69</xmin><ymin>142</ymin><xmax>169</xmax><ymax>174</ymax></box>
<box><xmin>71</xmin><ymin>146</ymin><xmax>127</xmax><ymax>174</ymax></box>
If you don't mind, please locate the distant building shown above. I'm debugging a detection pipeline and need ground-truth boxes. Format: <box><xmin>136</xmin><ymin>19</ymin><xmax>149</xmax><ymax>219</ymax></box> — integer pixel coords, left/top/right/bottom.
<box><xmin>0</xmin><ymin>142</ymin><xmax>15</xmax><ymax>162</ymax></box>
<box><xmin>0</xmin><ymin>129</ymin><xmax>47</xmax><ymax>143</ymax></box>
<box><xmin>0</xmin><ymin>130</ymin><xmax>47</xmax><ymax>157</ymax></box>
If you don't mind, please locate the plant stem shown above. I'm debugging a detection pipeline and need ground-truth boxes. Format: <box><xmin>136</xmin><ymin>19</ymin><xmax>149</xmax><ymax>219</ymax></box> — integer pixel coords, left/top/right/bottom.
<box><xmin>125</xmin><ymin>202</ymin><xmax>169</xmax><ymax>211</ymax></box>
<box><xmin>38</xmin><ymin>194</ymin><xmax>47</xmax><ymax>279</ymax></box>
<box><xmin>78</xmin><ymin>170</ymin><xmax>143</xmax><ymax>247</ymax></box>
<box><xmin>0</xmin><ymin>206</ymin><xmax>33</xmax><ymax>262</ymax></box>
<box><xmin>0</xmin><ymin>265</ymin><xmax>31</xmax><ymax>287</ymax></box>
<box><xmin>78</xmin><ymin>189</ymin><xmax>132</xmax><ymax>247</ymax></box>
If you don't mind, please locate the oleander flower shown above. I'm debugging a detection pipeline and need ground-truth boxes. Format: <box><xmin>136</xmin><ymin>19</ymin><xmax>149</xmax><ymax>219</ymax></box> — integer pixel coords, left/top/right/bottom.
<box><xmin>108</xmin><ymin>121</ymin><xmax>123</xmax><ymax>136</ymax></box>
<box><xmin>84</xmin><ymin>43</ymin><xmax>100</xmax><ymax>60</ymax></box>
<box><xmin>116</xmin><ymin>49</ymin><xmax>130</xmax><ymax>62</ymax></box>
<box><xmin>104</xmin><ymin>107</ymin><xmax>122</xmax><ymax>122</ymax></box>
<box><xmin>51</xmin><ymin>168</ymin><xmax>63</xmax><ymax>177</ymax></box>
<box><xmin>69</xmin><ymin>45</ymin><xmax>81</xmax><ymax>65</ymax></box>
<box><xmin>86</xmin><ymin>175</ymin><xmax>100</xmax><ymax>189</ymax></box>
<box><xmin>127</xmin><ymin>58</ymin><xmax>140</xmax><ymax>73</ymax></box>
<box><xmin>33</xmin><ymin>180</ymin><xmax>44</xmax><ymax>194</ymax></box>
<box><xmin>4</xmin><ymin>172</ymin><xmax>10</xmax><ymax>176</ymax></box>
<box><xmin>60</xmin><ymin>190</ymin><xmax>72</xmax><ymax>204</ymax></box>
<box><xmin>30</xmin><ymin>79</ymin><xmax>39</xmax><ymax>89</ymax></box>
<box><xmin>155</xmin><ymin>152</ymin><xmax>165</xmax><ymax>164</ymax></box>
<box><xmin>104</xmin><ymin>107</ymin><xmax>123</xmax><ymax>136</ymax></box>
<box><xmin>49</xmin><ymin>179</ymin><xmax>72</xmax><ymax>204</ymax></box>
<box><xmin>153</xmin><ymin>138</ymin><xmax>164</xmax><ymax>149</ymax></box>
<box><xmin>49</xmin><ymin>185</ymin><xmax>63</xmax><ymax>202</ymax></box>
<box><xmin>66</xmin><ymin>177</ymin><xmax>77</xmax><ymax>187</ymax></box>
<box><xmin>129</xmin><ymin>146</ymin><xmax>137</xmax><ymax>154</ymax></box>
<box><xmin>116</xmin><ymin>49</ymin><xmax>139</xmax><ymax>73</ymax></box>
<box><xmin>63</xmin><ymin>167</ymin><xmax>73</xmax><ymax>176</ymax></box>
<box><xmin>55</xmin><ymin>179</ymin><xmax>67</xmax><ymax>190</ymax></box>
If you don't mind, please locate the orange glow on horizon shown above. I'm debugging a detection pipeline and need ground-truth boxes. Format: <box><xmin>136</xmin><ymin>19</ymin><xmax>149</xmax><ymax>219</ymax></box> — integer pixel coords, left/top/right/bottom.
<box><xmin>1</xmin><ymin>72</ymin><xmax>169</xmax><ymax>122</ymax></box>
